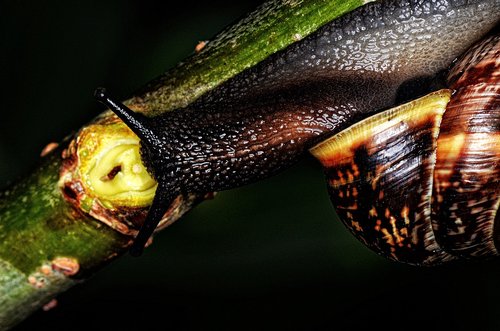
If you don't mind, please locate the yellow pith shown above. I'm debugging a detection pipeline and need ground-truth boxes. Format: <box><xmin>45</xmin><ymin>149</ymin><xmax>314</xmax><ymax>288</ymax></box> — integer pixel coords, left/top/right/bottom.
<box><xmin>78</xmin><ymin>122</ymin><xmax>157</xmax><ymax>208</ymax></box>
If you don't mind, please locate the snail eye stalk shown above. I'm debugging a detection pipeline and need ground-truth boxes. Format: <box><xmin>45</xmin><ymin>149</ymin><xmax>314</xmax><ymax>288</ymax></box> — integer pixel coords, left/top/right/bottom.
<box><xmin>94</xmin><ymin>88</ymin><xmax>158</xmax><ymax>145</ymax></box>
<box><xmin>94</xmin><ymin>88</ymin><xmax>175</xmax><ymax>256</ymax></box>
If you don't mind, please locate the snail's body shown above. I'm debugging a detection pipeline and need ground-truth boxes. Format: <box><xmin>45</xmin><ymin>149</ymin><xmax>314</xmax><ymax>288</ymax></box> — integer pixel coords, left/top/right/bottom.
<box><xmin>151</xmin><ymin>0</ymin><xmax>498</xmax><ymax>193</ymax></box>
<box><xmin>96</xmin><ymin>0</ymin><xmax>500</xmax><ymax>257</ymax></box>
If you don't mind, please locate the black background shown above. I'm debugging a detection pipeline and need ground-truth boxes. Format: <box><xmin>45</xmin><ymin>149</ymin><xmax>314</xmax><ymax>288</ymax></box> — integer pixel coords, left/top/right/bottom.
<box><xmin>2</xmin><ymin>1</ymin><xmax>500</xmax><ymax>330</ymax></box>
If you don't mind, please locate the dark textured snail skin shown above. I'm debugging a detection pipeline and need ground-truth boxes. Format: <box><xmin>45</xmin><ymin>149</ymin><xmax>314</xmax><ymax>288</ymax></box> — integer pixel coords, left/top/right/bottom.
<box><xmin>311</xmin><ymin>31</ymin><xmax>499</xmax><ymax>265</ymax></box>
<box><xmin>95</xmin><ymin>0</ymin><xmax>500</xmax><ymax>255</ymax></box>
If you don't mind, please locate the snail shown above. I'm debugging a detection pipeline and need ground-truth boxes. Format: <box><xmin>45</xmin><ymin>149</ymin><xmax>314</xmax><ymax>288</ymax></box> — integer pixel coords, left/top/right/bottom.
<box><xmin>95</xmin><ymin>0</ymin><xmax>500</xmax><ymax>259</ymax></box>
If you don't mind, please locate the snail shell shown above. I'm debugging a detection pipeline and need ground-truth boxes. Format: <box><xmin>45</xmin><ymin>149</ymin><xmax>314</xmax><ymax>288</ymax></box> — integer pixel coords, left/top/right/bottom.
<box><xmin>310</xmin><ymin>32</ymin><xmax>499</xmax><ymax>265</ymax></box>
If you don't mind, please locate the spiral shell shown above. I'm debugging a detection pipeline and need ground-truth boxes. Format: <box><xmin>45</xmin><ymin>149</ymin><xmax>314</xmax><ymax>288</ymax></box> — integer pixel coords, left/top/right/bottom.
<box><xmin>310</xmin><ymin>32</ymin><xmax>499</xmax><ymax>266</ymax></box>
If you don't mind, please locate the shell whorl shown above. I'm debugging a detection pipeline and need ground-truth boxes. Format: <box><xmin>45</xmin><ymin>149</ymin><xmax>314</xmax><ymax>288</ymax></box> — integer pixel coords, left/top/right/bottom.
<box><xmin>432</xmin><ymin>33</ymin><xmax>500</xmax><ymax>258</ymax></box>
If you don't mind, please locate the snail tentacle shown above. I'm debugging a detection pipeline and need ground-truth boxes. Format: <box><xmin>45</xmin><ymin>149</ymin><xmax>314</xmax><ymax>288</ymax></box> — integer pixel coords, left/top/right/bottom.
<box><xmin>129</xmin><ymin>181</ymin><xmax>178</xmax><ymax>256</ymax></box>
<box><xmin>94</xmin><ymin>88</ymin><xmax>159</xmax><ymax>146</ymax></box>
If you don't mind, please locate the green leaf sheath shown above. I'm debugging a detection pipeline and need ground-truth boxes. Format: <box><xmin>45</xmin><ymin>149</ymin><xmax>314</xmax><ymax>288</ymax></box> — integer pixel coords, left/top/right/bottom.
<box><xmin>0</xmin><ymin>0</ymin><xmax>368</xmax><ymax>329</ymax></box>
<box><xmin>131</xmin><ymin>0</ymin><xmax>370</xmax><ymax>113</ymax></box>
